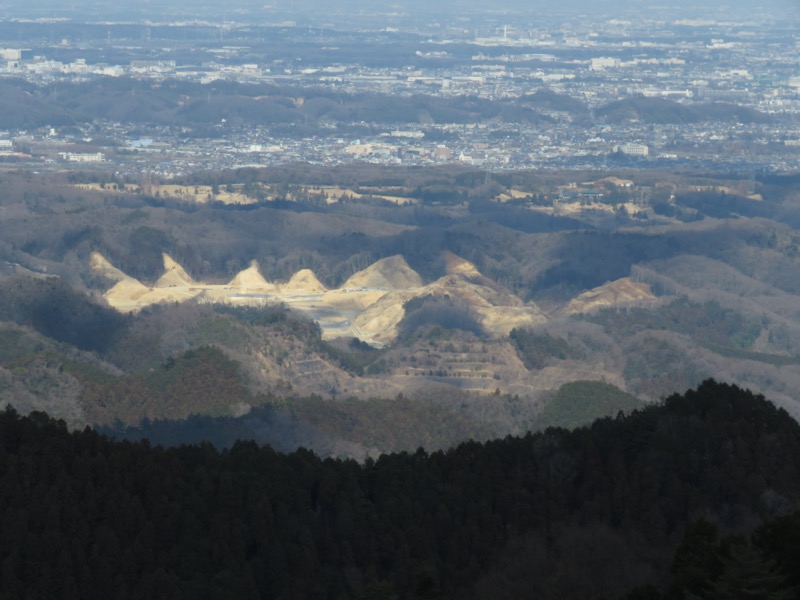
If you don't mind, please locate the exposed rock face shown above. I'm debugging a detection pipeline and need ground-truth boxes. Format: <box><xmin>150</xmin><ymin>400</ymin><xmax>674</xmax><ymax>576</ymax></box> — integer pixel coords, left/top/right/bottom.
<box><xmin>557</xmin><ymin>278</ymin><xmax>656</xmax><ymax>316</ymax></box>
<box><xmin>342</xmin><ymin>255</ymin><xmax>423</xmax><ymax>291</ymax></box>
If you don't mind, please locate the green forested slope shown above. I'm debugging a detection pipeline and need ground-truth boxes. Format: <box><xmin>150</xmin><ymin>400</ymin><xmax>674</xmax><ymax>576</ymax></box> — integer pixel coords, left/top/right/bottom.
<box><xmin>533</xmin><ymin>380</ymin><xmax>643</xmax><ymax>430</ymax></box>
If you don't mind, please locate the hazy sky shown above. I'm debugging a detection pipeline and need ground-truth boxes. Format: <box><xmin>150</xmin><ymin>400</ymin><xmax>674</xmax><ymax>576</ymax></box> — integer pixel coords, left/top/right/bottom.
<box><xmin>3</xmin><ymin>0</ymin><xmax>796</xmax><ymax>22</ymax></box>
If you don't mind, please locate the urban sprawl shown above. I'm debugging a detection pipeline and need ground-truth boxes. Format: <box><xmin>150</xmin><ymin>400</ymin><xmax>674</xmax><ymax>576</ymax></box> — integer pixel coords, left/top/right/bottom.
<box><xmin>0</xmin><ymin>4</ymin><xmax>798</xmax><ymax>177</ymax></box>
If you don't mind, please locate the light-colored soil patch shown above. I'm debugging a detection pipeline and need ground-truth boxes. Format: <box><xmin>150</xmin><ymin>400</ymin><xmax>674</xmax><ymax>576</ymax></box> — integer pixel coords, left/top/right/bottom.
<box><xmin>342</xmin><ymin>255</ymin><xmax>422</xmax><ymax>290</ymax></box>
<box><xmin>91</xmin><ymin>251</ymin><xmax>649</xmax><ymax>346</ymax></box>
<box><xmin>317</xmin><ymin>186</ymin><xmax>418</xmax><ymax>205</ymax></box>
<box><xmin>74</xmin><ymin>183</ymin><xmax>258</xmax><ymax>204</ymax></box>
<box><xmin>556</xmin><ymin>278</ymin><xmax>657</xmax><ymax>316</ymax></box>
<box><xmin>75</xmin><ymin>182</ymin><xmax>422</xmax><ymax>206</ymax></box>
<box><xmin>228</xmin><ymin>261</ymin><xmax>276</xmax><ymax>291</ymax></box>
<box><xmin>496</xmin><ymin>189</ymin><xmax>535</xmax><ymax>202</ymax></box>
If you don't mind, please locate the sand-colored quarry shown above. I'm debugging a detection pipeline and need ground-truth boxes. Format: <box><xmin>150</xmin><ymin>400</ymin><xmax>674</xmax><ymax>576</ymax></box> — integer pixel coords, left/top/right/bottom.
<box><xmin>228</xmin><ymin>261</ymin><xmax>277</xmax><ymax>292</ymax></box>
<box><xmin>75</xmin><ymin>183</ymin><xmax>258</xmax><ymax>205</ymax></box>
<box><xmin>351</xmin><ymin>253</ymin><xmax>549</xmax><ymax>344</ymax></box>
<box><xmin>75</xmin><ymin>182</ymin><xmax>420</xmax><ymax>207</ymax></box>
<box><xmin>317</xmin><ymin>186</ymin><xmax>418</xmax><ymax>206</ymax></box>
<box><xmin>92</xmin><ymin>251</ymin><xmax>553</xmax><ymax>345</ymax></box>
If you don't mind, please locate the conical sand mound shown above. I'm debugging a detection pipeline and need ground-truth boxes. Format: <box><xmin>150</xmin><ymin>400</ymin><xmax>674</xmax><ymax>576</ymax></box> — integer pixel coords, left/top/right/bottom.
<box><xmin>90</xmin><ymin>251</ymin><xmax>128</xmax><ymax>282</ymax></box>
<box><xmin>229</xmin><ymin>260</ymin><xmax>274</xmax><ymax>290</ymax></box>
<box><xmin>441</xmin><ymin>251</ymin><xmax>481</xmax><ymax>277</ymax></box>
<box><xmin>281</xmin><ymin>269</ymin><xmax>327</xmax><ymax>294</ymax></box>
<box><xmin>155</xmin><ymin>253</ymin><xmax>196</xmax><ymax>287</ymax></box>
<box><xmin>105</xmin><ymin>277</ymin><xmax>150</xmax><ymax>299</ymax></box>
<box><xmin>342</xmin><ymin>255</ymin><xmax>423</xmax><ymax>290</ymax></box>
<box><xmin>91</xmin><ymin>251</ymin><xmax>154</xmax><ymax>311</ymax></box>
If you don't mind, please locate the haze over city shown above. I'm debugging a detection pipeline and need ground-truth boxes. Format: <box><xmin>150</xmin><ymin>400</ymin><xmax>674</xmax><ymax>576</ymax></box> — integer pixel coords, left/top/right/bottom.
<box><xmin>4</xmin><ymin>0</ymin><xmax>799</xmax><ymax>21</ymax></box>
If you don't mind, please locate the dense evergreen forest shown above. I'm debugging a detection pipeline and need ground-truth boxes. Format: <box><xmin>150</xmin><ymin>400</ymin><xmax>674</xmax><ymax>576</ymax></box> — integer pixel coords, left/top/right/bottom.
<box><xmin>2</xmin><ymin>380</ymin><xmax>800</xmax><ymax>599</ymax></box>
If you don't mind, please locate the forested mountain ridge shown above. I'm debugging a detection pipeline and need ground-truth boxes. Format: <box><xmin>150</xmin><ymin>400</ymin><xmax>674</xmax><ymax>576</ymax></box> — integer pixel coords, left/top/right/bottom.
<box><xmin>5</xmin><ymin>168</ymin><xmax>800</xmax><ymax>455</ymax></box>
<box><xmin>0</xmin><ymin>78</ymin><xmax>767</xmax><ymax>132</ymax></box>
<box><xmin>1</xmin><ymin>380</ymin><xmax>799</xmax><ymax>599</ymax></box>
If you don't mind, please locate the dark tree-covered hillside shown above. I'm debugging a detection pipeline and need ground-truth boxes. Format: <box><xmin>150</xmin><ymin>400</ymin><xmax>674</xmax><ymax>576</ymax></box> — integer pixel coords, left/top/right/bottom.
<box><xmin>1</xmin><ymin>380</ymin><xmax>800</xmax><ymax>598</ymax></box>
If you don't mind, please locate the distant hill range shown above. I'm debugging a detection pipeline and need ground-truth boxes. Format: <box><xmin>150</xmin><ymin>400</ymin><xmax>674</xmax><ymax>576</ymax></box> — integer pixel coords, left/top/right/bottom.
<box><xmin>4</xmin><ymin>168</ymin><xmax>800</xmax><ymax>456</ymax></box>
<box><xmin>0</xmin><ymin>78</ymin><xmax>769</xmax><ymax>131</ymax></box>
<box><xmin>596</xmin><ymin>96</ymin><xmax>769</xmax><ymax>124</ymax></box>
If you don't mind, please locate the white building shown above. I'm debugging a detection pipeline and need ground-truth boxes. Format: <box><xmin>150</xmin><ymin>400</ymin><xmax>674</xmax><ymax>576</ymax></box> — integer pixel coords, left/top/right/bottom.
<box><xmin>590</xmin><ymin>57</ymin><xmax>620</xmax><ymax>71</ymax></box>
<box><xmin>614</xmin><ymin>143</ymin><xmax>649</xmax><ymax>157</ymax></box>
<box><xmin>59</xmin><ymin>152</ymin><xmax>105</xmax><ymax>163</ymax></box>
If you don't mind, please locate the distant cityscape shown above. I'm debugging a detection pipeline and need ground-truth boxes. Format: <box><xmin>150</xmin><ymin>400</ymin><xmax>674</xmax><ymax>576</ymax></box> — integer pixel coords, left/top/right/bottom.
<box><xmin>0</xmin><ymin>2</ymin><xmax>798</xmax><ymax>177</ymax></box>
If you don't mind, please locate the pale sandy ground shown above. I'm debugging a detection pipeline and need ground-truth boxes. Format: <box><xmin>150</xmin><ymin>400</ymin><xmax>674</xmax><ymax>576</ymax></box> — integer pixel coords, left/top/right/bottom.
<box><xmin>75</xmin><ymin>183</ymin><xmax>257</xmax><ymax>204</ymax></box>
<box><xmin>556</xmin><ymin>278</ymin><xmax>656</xmax><ymax>316</ymax></box>
<box><xmin>92</xmin><ymin>251</ymin><xmax>656</xmax><ymax>345</ymax></box>
<box><xmin>317</xmin><ymin>186</ymin><xmax>418</xmax><ymax>206</ymax></box>
<box><xmin>74</xmin><ymin>183</ymin><xmax>419</xmax><ymax>206</ymax></box>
